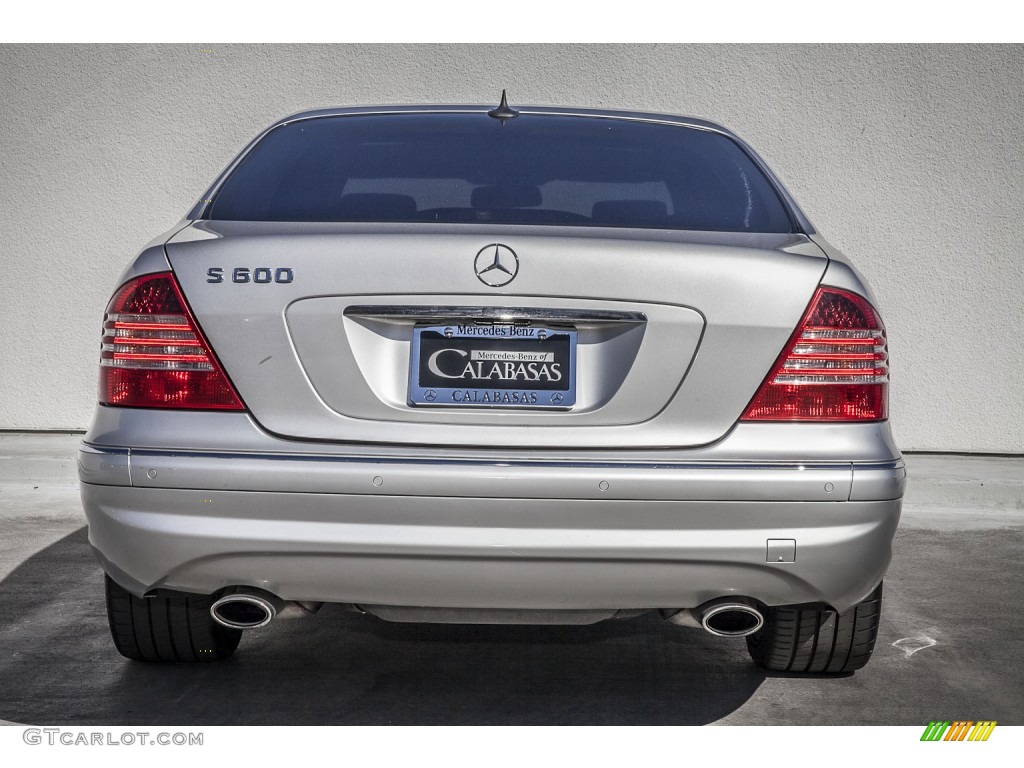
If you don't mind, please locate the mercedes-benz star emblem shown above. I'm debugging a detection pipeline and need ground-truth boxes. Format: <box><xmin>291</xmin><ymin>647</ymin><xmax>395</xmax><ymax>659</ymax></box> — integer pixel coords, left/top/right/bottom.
<box><xmin>424</xmin><ymin>390</ymin><xmax>437</xmax><ymax>402</ymax></box>
<box><xmin>474</xmin><ymin>244</ymin><xmax>519</xmax><ymax>287</ymax></box>
<box><xmin>550</xmin><ymin>393</ymin><xmax>564</xmax><ymax>405</ymax></box>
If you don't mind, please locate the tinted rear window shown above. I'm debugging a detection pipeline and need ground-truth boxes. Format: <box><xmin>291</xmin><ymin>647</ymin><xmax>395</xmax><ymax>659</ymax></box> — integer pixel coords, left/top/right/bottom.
<box><xmin>207</xmin><ymin>114</ymin><xmax>794</xmax><ymax>233</ymax></box>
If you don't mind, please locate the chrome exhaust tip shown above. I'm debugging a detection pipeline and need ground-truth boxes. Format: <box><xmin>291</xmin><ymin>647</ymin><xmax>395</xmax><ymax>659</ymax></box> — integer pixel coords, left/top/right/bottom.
<box><xmin>700</xmin><ymin>602</ymin><xmax>764</xmax><ymax>637</ymax></box>
<box><xmin>210</xmin><ymin>590</ymin><xmax>281</xmax><ymax>630</ymax></box>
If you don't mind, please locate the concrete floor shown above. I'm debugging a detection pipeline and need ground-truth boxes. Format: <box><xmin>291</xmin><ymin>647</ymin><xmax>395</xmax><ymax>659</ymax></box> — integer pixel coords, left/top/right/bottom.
<box><xmin>0</xmin><ymin>433</ymin><xmax>1021</xmax><ymax>725</ymax></box>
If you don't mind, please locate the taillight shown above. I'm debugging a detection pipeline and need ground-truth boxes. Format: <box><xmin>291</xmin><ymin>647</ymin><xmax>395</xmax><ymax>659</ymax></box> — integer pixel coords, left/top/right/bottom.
<box><xmin>740</xmin><ymin>286</ymin><xmax>888</xmax><ymax>422</ymax></box>
<box><xmin>99</xmin><ymin>272</ymin><xmax>245</xmax><ymax>410</ymax></box>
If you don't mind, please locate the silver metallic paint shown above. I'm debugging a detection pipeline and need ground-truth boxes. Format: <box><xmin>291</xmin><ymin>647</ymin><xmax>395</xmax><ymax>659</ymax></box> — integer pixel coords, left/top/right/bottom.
<box><xmin>83</xmin><ymin>406</ymin><xmax>902</xmax><ymax>463</ymax></box>
<box><xmin>83</xmin><ymin>483</ymin><xmax>898</xmax><ymax>613</ymax></box>
<box><xmin>86</xmin><ymin>445</ymin><xmax>887</xmax><ymax>502</ymax></box>
<box><xmin>83</xmin><ymin>106</ymin><xmax>902</xmax><ymax>621</ymax></box>
<box><xmin>165</xmin><ymin>225</ymin><xmax>827</xmax><ymax>447</ymax></box>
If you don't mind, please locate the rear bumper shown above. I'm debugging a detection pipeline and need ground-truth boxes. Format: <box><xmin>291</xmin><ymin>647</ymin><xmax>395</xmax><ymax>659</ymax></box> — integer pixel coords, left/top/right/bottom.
<box><xmin>80</xmin><ymin>438</ymin><xmax>904</xmax><ymax>614</ymax></box>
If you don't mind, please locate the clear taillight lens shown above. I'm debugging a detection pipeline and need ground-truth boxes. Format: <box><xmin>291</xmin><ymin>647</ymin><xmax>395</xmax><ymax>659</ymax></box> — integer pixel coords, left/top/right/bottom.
<box><xmin>740</xmin><ymin>287</ymin><xmax>888</xmax><ymax>422</ymax></box>
<box><xmin>99</xmin><ymin>273</ymin><xmax>245</xmax><ymax>410</ymax></box>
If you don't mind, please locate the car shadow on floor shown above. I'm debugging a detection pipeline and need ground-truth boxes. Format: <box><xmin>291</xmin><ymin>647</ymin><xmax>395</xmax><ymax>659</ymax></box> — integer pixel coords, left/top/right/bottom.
<box><xmin>0</xmin><ymin>527</ymin><xmax>767</xmax><ymax>725</ymax></box>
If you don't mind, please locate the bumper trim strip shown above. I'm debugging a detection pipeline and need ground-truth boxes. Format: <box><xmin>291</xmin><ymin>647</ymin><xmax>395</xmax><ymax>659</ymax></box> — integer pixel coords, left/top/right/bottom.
<box><xmin>73</xmin><ymin>445</ymin><xmax>913</xmax><ymax>502</ymax></box>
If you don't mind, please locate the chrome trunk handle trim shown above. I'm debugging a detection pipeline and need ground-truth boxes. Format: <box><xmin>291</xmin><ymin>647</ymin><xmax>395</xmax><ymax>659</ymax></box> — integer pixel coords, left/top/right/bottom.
<box><xmin>343</xmin><ymin>305</ymin><xmax>648</xmax><ymax>325</ymax></box>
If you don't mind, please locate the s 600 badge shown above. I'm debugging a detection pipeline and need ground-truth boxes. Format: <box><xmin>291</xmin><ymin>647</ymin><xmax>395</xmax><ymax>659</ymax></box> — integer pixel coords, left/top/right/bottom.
<box><xmin>207</xmin><ymin>267</ymin><xmax>294</xmax><ymax>284</ymax></box>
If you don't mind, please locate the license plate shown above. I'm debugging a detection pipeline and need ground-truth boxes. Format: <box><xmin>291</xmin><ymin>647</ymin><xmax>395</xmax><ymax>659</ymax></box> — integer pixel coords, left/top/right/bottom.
<box><xmin>409</xmin><ymin>323</ymin><xmax>577</xmax><ymax>408</ymax></box>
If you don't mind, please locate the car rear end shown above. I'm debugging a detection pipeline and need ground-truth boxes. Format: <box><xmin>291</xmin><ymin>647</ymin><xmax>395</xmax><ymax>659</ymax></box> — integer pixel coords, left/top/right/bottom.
<box><xmin>80</xmin><ymin>107</ymin><xmax>904</xmax><ymax>671</ymax></box>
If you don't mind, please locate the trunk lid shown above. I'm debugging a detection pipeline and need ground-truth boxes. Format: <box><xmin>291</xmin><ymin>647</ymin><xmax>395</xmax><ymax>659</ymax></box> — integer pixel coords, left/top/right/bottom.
<box><xmin>165</xmin><ymin>222</ymin><xmax>827</xmax><ymax>449</ymax></box>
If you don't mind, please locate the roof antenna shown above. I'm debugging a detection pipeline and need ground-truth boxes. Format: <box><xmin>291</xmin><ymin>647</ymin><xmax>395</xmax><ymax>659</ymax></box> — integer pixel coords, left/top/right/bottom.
<box><xmin>487</xmin><ymin>89</ymin><xmax>519</xmax><ymax>122</ymax></box>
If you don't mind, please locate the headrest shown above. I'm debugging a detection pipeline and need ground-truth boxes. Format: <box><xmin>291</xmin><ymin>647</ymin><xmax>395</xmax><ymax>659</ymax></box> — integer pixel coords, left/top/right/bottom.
<box><xmin>471</xmin><ymin>184</ymin><xmax>543</xmax><ymax>208</ymax></box>
<box><xmin>336</xmin><ymin>193</ymin><xmax>417</xmax><ymax>219</ymax></box>
<box><xmin>591</xmin><ymin>200</ymin><xmax>669</xmax><ymax>225</ymax></box>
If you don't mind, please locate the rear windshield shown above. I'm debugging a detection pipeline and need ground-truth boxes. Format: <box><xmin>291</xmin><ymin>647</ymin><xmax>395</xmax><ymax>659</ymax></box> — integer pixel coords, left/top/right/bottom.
<box><xmin>206</xmin><ymin>113</ymin><xmax>794</xmax><ymax>233</ymax></box>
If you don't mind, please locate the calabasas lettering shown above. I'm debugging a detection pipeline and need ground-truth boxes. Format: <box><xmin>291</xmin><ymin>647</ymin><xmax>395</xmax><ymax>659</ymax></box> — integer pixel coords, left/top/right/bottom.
<box><xmin>452</xmin><ymin>390</ymin><xmax>539</xmax><ymax>404</ymax></box>
<box><xmin>427</xmin><ymin>348</ymin><xmax>562</xmax><ymax>383</ymax></box>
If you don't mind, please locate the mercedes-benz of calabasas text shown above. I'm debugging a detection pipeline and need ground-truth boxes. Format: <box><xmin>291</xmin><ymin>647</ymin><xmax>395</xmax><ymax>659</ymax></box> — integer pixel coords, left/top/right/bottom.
<box><xmin>80</xmin><ymin>97</ymin><xmax>904</xmax><ymax>673</ymax></box>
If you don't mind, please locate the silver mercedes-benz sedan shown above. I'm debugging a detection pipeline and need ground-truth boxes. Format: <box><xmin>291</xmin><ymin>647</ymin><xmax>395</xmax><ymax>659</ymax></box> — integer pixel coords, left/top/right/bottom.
<box><xmin>80</xmin><ymin>98</ymin><xmax>904</xmax><ymax>673</ymax></box>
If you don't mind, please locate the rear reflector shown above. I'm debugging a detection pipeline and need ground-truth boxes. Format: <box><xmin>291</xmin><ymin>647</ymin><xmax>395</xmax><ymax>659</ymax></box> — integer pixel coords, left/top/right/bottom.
<box><xmin>740</xmin><ymin>287</ymin><xmax>888</xmax><ymax>421</ymax></box>
<box><xmin>99</xmin><ymin>273</ymin><xmax>245</xmax><ymax>410</ymax></box>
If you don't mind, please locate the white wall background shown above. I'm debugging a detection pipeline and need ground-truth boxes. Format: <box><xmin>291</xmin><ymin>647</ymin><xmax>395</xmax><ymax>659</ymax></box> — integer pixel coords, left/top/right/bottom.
<box><xmin>0</xmin><ymin>44</ymin><xmax>1021</xmax><ymax>452</ymax></box>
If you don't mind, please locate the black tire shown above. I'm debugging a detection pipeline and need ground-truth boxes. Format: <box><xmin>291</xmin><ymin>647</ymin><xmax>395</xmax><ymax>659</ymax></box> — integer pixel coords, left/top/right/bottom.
<box><xmin>746</xmin><ymin>583</ymin><xmax>883</xmax><ymax>674</ymax></box>
<box><xmin>104</xmin><ymin>575</ymin><xmax>241</xmax><ymax>662</ymax></box>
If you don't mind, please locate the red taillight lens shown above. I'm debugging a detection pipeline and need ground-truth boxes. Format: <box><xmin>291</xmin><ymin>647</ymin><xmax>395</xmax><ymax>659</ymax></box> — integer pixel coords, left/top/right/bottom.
<box><xmin>99</xmin><ymin>273</ymin><xmax>245</xmax><ymax>410</ymax></box>
<box><xmin>740</xmin><ymin>287</ymin><xmax>888</xmax><ymax>422</ymax></box>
